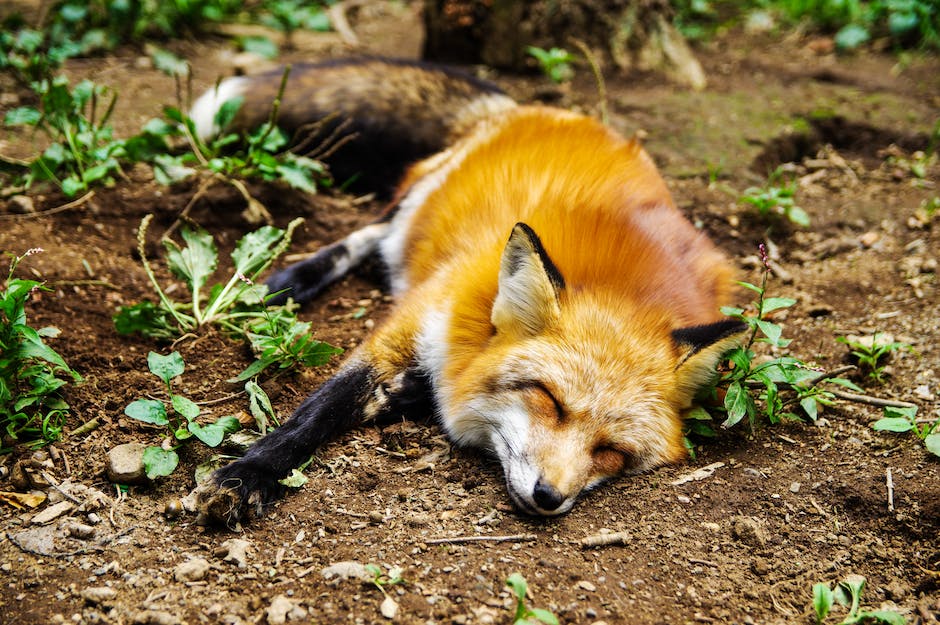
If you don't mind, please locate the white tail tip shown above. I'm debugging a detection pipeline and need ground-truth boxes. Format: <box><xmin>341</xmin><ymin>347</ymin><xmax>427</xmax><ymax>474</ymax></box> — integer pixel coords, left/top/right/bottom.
<box><xmin>189</xmin><ymin>76</ymin><xmax>250</xmax><ymax>140</ymax></box>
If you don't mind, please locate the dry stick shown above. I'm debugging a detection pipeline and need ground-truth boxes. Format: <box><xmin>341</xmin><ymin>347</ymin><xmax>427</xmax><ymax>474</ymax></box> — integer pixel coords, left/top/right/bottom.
<box><xmin>827</xmin><ymin>389</ymin><xmax>917</xmax><ymax>409</ymax></box>
<box><xmin>580</xmin><ymin>531</ymin><xmax>632</xmax><ymax>548</ymax></box>
<box><xmin>0</xmin><ymin>190</ymin><xmax>95</xmax><ymax>220</ymax></box>
<box><xmin>886</xmin><ymin>467</ymin><xmax>895</xmax><ymax>513</ymax></box>
<box><xmin>425</xmin><ymin>534</ymin><xmax>537</xmax><ymax>545</ymax></box>
<box><xmin>69</xmin><ymin>417</ymin><xmax>101</xmax><ymax>438</ymax></box>
<box><xmin>162</xmin><ymin>175</ymin><xmax>217</xmax><ymax>241</ymax></box>
<box><xmin>328</xmin><ymin>0</ymin><xmax>363</xmax><ymax>47</ymax></box>
<box><xmin>569</xmin><ymin>38</ymin><xmax>609</xmax><ymax>126</ymax></box>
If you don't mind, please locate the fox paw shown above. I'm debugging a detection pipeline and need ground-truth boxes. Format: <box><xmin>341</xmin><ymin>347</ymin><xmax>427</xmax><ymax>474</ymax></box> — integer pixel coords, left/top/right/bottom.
<box><xmin>195</xmin><ymin>461</ymin><xmax>284</xmax><ymax>528</ymax></box>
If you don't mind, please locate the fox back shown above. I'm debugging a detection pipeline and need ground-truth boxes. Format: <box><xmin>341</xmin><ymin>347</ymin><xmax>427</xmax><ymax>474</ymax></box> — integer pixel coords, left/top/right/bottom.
<box><xmin>192</xmin><ymin>59</ymin><xmax>743</xmax><ymax>524</ymax></box>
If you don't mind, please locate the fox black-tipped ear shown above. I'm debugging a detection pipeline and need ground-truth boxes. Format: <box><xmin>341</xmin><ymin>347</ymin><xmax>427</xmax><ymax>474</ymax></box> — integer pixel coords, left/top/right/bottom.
<box><xmin>672</xmin><ymin>319</ymin><xmax>748</xmax><ymax>405</ymax></box>
<box><xmin>491</xmin><ymin>223</ymin><xmax>565</xmax><ymax>336</ymax></box>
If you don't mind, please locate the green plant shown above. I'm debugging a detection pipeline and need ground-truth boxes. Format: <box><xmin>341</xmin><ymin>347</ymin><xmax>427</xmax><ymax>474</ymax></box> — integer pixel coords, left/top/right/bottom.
<box><xmin>526</xmin><ymin>46</ymin><xmax>577</xmax><ymax>84</ymax></box>
<box><xmin>0</xmin><ymin>249</ymin><xmax>82</xmax><ymax>448</ymax></box>
<box><xmin>3</xmin><ymin>76</ymin><xmax>126</xmax><ymax>197</ymax></box>
<box><xmin>740</xmin><ymin>171</ymin><xmax>810</xmax><ymax>227</ymax></box>
<box><xmin>812</xmin><ymin>575</ymin><xmax>906</xmax><ymax>624</ymax></box>
<box><xmin>688</xmin><ymin>245</ymin><xmax>859</xmax><ymax>438</ymax></box>
<box><xmin>836</xmin><ymin>333</ymin><xmax>912</xmax><ymax>383</ymax></box>
<box><xmin>133</xmin><ymin>67</ymin><xmax>329</xmax><ymax>220</ymax></box>
<box><xmin>872</xmin><ymin>405</ymin><xmax>940</xmax><ymax>457</ymax></box>
<box><xmin>259</xmin><ymin>0</ymin><xmax>331</xmax><ymax>49</ymax></box>
<box><xmin>506</xmin><ymin>573</ymin><xmax>559</xmax><ymax>625</ymax></box>
<box><xmin>113</xmin><ymin>215</ymin><xmax>341</xmax><ymax>380</ymax></box>
<box><xmin>124</xmin><ymin>351</ymin><xmax>241</xmax><ymax>479</ymax></box>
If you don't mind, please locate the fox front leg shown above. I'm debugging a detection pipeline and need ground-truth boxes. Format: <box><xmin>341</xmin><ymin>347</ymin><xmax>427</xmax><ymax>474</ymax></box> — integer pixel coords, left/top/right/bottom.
<box><xmin>197</xmin><ymin>357</ymin><xmax>428</xmax><ymax>527</ymax></box>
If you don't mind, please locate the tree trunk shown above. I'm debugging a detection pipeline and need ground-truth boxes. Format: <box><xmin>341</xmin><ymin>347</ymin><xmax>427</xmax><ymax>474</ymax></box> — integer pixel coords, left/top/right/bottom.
<box><xmin>422</xmin><ymin>0</ymin><xmax>706</xmax><ymax>90</ymax></box>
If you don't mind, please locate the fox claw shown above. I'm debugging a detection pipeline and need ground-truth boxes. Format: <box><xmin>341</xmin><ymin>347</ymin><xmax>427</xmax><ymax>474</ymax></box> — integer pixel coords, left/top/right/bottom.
<box><xmin>195</xmin><ymin>461</ymin><xmax>284</xmax><ymax>528</ymax></box>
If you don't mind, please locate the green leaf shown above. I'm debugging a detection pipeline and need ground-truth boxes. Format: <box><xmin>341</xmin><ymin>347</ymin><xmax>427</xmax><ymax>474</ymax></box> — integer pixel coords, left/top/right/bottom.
<box><xmin>147</xmin><ymin>350</ymin><xmax>185</xmax><ymax>385</ymax></box>
<box><xmin>246</xmin><ymin>380</ymin><xmax>277</xmax><ymax>433</ymax></box>
<box><xmin>231</xmin><ymin>225</ymin><xmax>285</xmax><ymax>278</ymax></box>
<box><xmin>61</xmin><ymin>176</ymin><xmax>86</xmax><ymax>197</ymax></box>
<box><xmin>812</xmin><ymin>583</ymin><xmax>833</xmax><ymax>624</ymax></box>
<box><xmin>239</xmin><ymin>35</ymin><xmax>278</xmax><ymax>59</ymax></box>
<box><xmin>113</xmin><ymin>301</ymin><xmax>178</xmax><ymax>339</ymax></box>
<box><xmin>923</xmin><ymin>433</ymin><xmax>940</xmax><ymax>457</ymax></box>
<box><xmin>719</xmin><ymin>306</ymin><xmax>744</xmax><ymax>318</ymax></box>
<box><xmin>214</xmin><ymin>96</ymin><xmax>244</xmax><ymax>132</ymax></box>
<box><xmin>188</xmin><ymin>415</ymin><xmax>241</xmax><ymax>447</ymax></box>
<box><xmin>856</xmin><ymin>609</ymin><xmax>907</xmax><ymax>625</ymax></box>
<box><xmin>163</xmin><ymin>226</ymin><xmax>218</xmax><ymax>293</ymax></box>
<box><xmin>276</xmin><ymin>162</ymin><xmax>318</xmax><ymax>193</ymax></box>
<box><xmin>124</xmin><ymin>399</ymin><xmax>169</xmax><ymax>426</ymax></box>
<box><xmin>828</xmin><ymin>377</ymin><xmax>864</xmax><ymax>392</ymax></box>
<box><xmin>872</xmin><ymin>417</ymin><xmax>913</xmax><ymax>433</ymax></box>
<box><xmin>722</xmin><ymin>381</ymin><xmax>749</xmax><ymax>428</ymax></box>
<box><xmin>278</xmin><ymin>468</ymin><xmax>308</xmax><ymax>488</ymax></box>
<box><xmin>171</xmin><ymin>394</ymin><xmax>200</xmax><ymax>421</ymax></box>
<box><xmin>142</xmin><ymin>446</ymin><xmax>178</xmax><ymax>479</ymax></box>
<box><xmin>787</xmin><ymin>205</ymin><xmax>811</xmax><ymax>227</ymax></box>
<box><xmin>528</xmin><ymin>608</ymin><xmax>560</xmax><ymax>625</ymax></box>
<box><xmin>760</xmin><ymin>297</ymin><xmax>796</xmax><ymax>315</ymax></box>
<box><xmin>883</xmin><ymin>405</ymin><xmax>917</xmax><ymax>421</ymax></box>
<box><xmin>4</xmin><ymin>106</ymin><xmax>41</xmax><ymax>127</ymax></box>
<box><xmin>800</xmin><ymin>396</ymin><xmax>819</xmax><ymax>421</ymax></box>
<box><xmin>835</xmin><ymin>23</ymin><xmax>871</xmax><ymax>50</ymax></box>
<box><xmin>756</xmin><ymin>319</ymin><xmax>785</xmax><ymax>346</ymax></box>
<box><xmin>228</xmin><ymin>356</ymin><xmax>275</xmax><ymax>383</ymax></box>
<box><xmin>506</xmin><ymin>573</ymin><xmax>528</xmax><ymax>600</ymax></box>
<box><xmin>149</xmin><ymin>46</ymin><xmax>189</xmax><ymax>77</ymax></box>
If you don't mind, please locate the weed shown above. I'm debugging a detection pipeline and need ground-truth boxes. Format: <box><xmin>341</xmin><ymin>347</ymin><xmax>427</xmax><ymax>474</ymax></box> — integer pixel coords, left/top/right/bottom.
<box><xmin>3</xmin><ymin>76</ymin><xmax>126</xmax><ymax>197</ymax></box>
<box><xmin>506</xmin><ymin>573</ymin><xmax>559</xmax><ymax>625</ymax></box>
<box><xmin>836</xmin><ymin>333</ymin><xmax>912</xmax><ymax>383</ymax></box>
<box><xmin>113</xmin><ymin>215</ymin><xmax>341</xmax><ymax>380</ymax></box>
<box><xmin>872</xmin><ymin>405</ymin><xmax>940</xmax><ymax>458</ymax></box>
<box><xmin>687</xmin><ymin>245</ymin><xmax>859</xmax><ymax>440</ymax></box>
<box><xmin>812</xmin><ymin>574</ymin><xmax>906</xmax><ymax>624</ymax></box>
<box><xmin>0</xmin><ymin>249</ymin><xmax>82</xmax><ymax>448</ymax></box>
<box><xmin>526</xmin><ymin>46</ymin><xmax>577</xmax><ymax>84</ymax></box>
<box><xmin>124</xmin><ymin>351</ymin><xmax>241</xmax><ymax>479</ymax></box>
<box><xmin>364</xmin><ymin>564</ymin><xmax>405</xmax><ymax>619</ymax></box>
<box><xmin>740</xmin><ymin>170</ymin><xmax>810</xmax><ymax>227</ymax></box>
<box><xmin>133</xmin><ymin>67</ymin><xmax>329</xmax><ymax>222</ymax></box>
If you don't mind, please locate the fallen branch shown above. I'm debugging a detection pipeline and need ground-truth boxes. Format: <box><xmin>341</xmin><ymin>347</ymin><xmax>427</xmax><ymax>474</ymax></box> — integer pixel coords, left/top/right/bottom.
<box><xmin>580</xmin><ymin>531</ymin><xmax>632</xmax><ymax>548</ymax></box>
<box><xmin>828</xmin><ymin>389</ymin><xmax>918</xmax><ymax>409</ymax></box>
<box><xmin>424</xmin><ymin>534</ymin><xmax>536</xmax><ymax>545</ymax></box>
<box><xmin>0</xmin><ymin>190</ymin><xmax>95</xmax><ymax>220</ymax></box>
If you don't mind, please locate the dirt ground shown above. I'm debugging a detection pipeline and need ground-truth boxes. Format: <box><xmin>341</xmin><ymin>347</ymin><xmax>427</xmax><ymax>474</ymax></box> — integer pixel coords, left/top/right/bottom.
<box><xmin>1</xmin><ymin>4</ymin><xmax>939</xmax><ymax>625</ymax></box>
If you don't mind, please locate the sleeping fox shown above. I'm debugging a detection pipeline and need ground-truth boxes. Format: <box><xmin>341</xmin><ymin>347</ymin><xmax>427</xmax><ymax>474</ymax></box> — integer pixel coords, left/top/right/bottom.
<box><xmin>191</xmin><ymin>58</ymin><xmax>745</xmax><ymax>524</ymax></box>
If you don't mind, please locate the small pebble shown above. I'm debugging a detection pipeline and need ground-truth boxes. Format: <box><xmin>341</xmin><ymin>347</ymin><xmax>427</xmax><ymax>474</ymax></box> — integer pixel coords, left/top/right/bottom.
<box><xmin>789</xmin><ymin>482</ymin><xmax>801</xmax><ymax>493</ymax></box>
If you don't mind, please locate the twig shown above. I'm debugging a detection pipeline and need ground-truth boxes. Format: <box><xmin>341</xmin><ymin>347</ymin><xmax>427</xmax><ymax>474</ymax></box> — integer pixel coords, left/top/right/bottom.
<box><xmin>163</xmin><ymin>175</ymin><xmax>217</xmax><ymax>241</ymax></box>
<box><xmin>580</xmin><ymin>531</ymin><xmax>632</xmax><ymax>548</ymax></box>
<box><xmin>328</xmin><ymin>0</ymin><xmax>364</xmax><ymax>47</ymax></box>
<box><xmin>886</xmin><ymin>467</ymin><xmax>894</xmax><ymax>513</ymax></box>
<box><xmin>424</xmin><ymin>534</ymin><xmax>537</xmax><ymax>545</ymax></box>
<box><xmin>569</xmin><ymin>38</ymin><xmax>608</xmax><ymax>126</ymax></box>
<box><xmin>827</xmin><ymin>389</ymin><xmax>918</xmax><ymax>409</ymax></box>
<box><xmin>51</xmin><ymin>279</ymin><xmax>120</xmax><ymax>290</ymax></box>
<box><xmin>375</xmin><ymin>447</ymin><xmax>407</xmax><ymax>458</ymax></box>
<box><xmin>670</xmin><ymin>462</ymin><xmax>725</xmax><ymax>486</ymax></box>
<box><xmin>689</xmin><ymin>558</ymin><xmax>719</xmax><ymax>567</ymax></box>
<box><xmin>69</xmin><ymin>417</ymin><xmax>100</xmax><ymax>438</ymax></box>
<box><xmin>0</xmin><ymin>190</ymin><xmax>95</xmax><ymax>220</ymax></box>
<box><xmin>39</xmin><ymin>471</ymin><xmax>82</xmax><ymax>505</ymax></box>
<box><xmin>195</xmin><ymin>390</ymin><xmax>246</xmax><ymax>406</ymax></box>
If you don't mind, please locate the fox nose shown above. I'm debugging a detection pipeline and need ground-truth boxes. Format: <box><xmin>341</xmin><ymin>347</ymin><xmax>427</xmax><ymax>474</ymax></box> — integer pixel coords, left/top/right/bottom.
<box><xmin>532</xmin><ymin>479</ymin><xmax>565</xmax><ymax>511</ymax></box>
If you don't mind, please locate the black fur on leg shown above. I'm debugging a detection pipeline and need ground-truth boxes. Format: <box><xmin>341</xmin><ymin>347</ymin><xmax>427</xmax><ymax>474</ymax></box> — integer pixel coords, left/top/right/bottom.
<box><xmin>197</xmin><ymin>363</ymin><xmax>374</xmax><ymax>527</ymax></box>
<box><xmin>265</xmin><ymin>241</ymin><xmax>352</xmax><ymax>306</ymax></box>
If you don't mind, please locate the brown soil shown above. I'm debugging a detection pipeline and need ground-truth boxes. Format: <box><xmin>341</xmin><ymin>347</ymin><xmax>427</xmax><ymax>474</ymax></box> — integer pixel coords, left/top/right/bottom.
<box><xmin>1</xmin><ymin>6</ymin><xmax>939</xmax><ymax>625</ymax></box>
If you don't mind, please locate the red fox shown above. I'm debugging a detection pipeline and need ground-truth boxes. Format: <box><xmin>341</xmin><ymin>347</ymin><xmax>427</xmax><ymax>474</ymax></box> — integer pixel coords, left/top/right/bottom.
<box><xmin>192</xmin><ymin>58</ymin><xmax>745</xmax><ymax>524</ymax></box>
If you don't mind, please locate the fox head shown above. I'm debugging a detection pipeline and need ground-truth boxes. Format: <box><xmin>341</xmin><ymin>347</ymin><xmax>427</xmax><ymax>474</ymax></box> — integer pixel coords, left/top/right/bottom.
<box><xmin>448</xmin><ymin>223</ymin><xmax>744</xmax><ymax>516</ymax></box>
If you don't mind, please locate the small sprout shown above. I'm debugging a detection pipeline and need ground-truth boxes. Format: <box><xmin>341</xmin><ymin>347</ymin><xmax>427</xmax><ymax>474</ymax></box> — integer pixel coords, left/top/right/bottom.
<box><xmin>837</xmin><ymin>333</ymin><xmax>913</xmax><ymax>383</ymax></box>
<box><xmin>506</xmin><ymin>573</ymin><xmax>559</xmax><ymax>625</ymax></box>
<box><xmin>811</xmin><ymin>575</ymin><xmax>906</xmax><ymax>624</ymax></box>
<box><xmin>872</xmin><ymin>405</ymin><xmax>940</xmax><ymax>458</ymax></box>
<box><xmin>740</xmin><ymin>170</ymin><xmax>809</xmax><ymax>227</ymax></box>
<box><xmin>526</xmin><ymin>46</ymin><xmax>577</xmax><ymax>84</ymax></box>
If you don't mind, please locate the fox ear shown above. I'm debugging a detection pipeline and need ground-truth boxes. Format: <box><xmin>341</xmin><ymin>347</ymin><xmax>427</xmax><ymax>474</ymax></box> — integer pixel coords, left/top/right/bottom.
<box><xmin>672</xmin><ymin>320</ymin><xmax>748</xmax><ymax>405</ymax></box>
<box><xmin>491</xmin><ymin>223</ymin><xmax>565</xmax><ymax>336</ymax></box>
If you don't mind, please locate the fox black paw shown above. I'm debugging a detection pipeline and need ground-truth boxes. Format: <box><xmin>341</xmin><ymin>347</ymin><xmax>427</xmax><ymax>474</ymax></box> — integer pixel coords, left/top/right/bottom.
<box><xmin>195</xmin><ymin>461</ymin><xmax>285</xmax><ymax>528</ymax></box>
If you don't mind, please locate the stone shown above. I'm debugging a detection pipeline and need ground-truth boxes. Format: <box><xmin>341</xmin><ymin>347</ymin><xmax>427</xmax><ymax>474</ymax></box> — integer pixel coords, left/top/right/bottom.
<box><xmin>175</xmin><ymin>557</ymin><xmax>210</xmax><ymax>582</ymax></box>
<box><xmin>106</xmin><ymin>443</ymin><xmax>148</xmax><ymax>484</ymax></box>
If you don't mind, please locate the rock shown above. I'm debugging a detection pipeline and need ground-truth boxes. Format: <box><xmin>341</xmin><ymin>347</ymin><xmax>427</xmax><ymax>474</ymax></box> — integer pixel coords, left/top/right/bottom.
<box><xmin>65</xmin><ymin>521</ymin><xmax>96</xmax><ymax>539</ymax></box>
<box><xmin>576</xmin><ymin>580</ymin><xmax>597</xmax><ymax>592</ymax></box>
<box><xmin>106</xmin><ymin>443</ymin><xmax>148</xmax><ymax>484</ymax></box>
<box><xmin>9</xmin><ymin>195</ymin><xmax>35</xmax><ymax>214</ymax></box>
<box><xmin>320</xmin><ymin>561</ymin><xmax>371</xmax><ymax>582</ymax></box>
<box><xmin>216</xmin><ymin>538</ymin><xmax>252</xmax><ymax>569</ymax></box>
<box><xmin>730</xmin><ymin>516</ymin><xmax>768</xmax><ymax>548</ymax></box>
<box><xmin>266</xmin><ymin>594</ymin><xmax>307</xmax><ymax>624</ymax></box>
<box><xmin>81</xmin><ymin>586</ymin><xmax>117</xmax><ymax>605</ymax></box>
<box><xmin>30</xmin><ymin>500</ymin><xmax>74</xmax><ymax>525</ymax></box>
<box><xmin>380</xmin><ymin>596</ymin><xmax>399</xmax><ymax>619</ymax></box>
<box><xmin>131</xmin><ymin>609</ymin><xmax>179</xmax><ymax>625</ymax></box>
<box><xmin>175</xmin><ymin>557</ymin><xmax>210</xmax><ymax>582</ymax></box>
